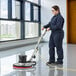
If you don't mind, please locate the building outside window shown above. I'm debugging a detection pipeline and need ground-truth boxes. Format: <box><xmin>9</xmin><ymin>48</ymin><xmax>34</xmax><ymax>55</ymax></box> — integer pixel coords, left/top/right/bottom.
<box><xmin>25</xmin><ymin>22</ymin><xmax>39</xmax><ymax>38</ymax></box>
<box><xmin>0</xmin><ymin>21</ymin><xmax>20</xmax><ymax>41</ymax></box>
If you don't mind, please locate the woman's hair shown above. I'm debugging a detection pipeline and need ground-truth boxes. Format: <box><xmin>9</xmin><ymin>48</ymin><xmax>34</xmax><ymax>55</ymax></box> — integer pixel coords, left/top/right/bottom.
<box><xmin>52</xmin><ymin>5</ymin><xmax>60</xmax><ymax>12</ymax></box>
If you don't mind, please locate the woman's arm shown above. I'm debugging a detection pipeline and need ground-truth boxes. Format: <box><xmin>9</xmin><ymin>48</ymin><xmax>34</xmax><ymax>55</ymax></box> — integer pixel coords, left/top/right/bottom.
<box><xmin>43</xmin><ymin>21</ymin><xmax>51</xmax><ymax>28</ymax></box>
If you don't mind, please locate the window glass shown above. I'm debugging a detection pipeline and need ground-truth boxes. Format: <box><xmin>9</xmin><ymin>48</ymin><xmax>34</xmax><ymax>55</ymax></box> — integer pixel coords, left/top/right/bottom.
<box><xmin>25</xmin><ymin>22</ymin><xmax>39</xmax><ymax>38</ymax></box>
<box><xmin>0</xmin><ymin>0</ymin><xmax>8</xmax><ymax>18</ymax></box>
<box><xmin>33</xmin><ymin>6</ymin><xmax>39</xmax><ymax>21</ymax></box>
<box><xmin>0</xmin><ymin>21</ymin><xmax>20</xmax><ymax>41</ymax></box>
<box><xmin>12</xmin><ymin>0</ymin><xmax>20</xmax><ymax>19</ymax></box>
<box><xmin>25</xmin><ymin>2</ymin><xmax>31</xmax><ymax>20</ymax></box>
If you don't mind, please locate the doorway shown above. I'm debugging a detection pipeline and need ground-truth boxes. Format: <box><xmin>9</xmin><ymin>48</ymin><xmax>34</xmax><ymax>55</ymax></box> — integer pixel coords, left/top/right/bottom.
<box><xmin>68</xmin><ymin>0</ymin><xmax>76</xmax><ymax>44</ymax></box>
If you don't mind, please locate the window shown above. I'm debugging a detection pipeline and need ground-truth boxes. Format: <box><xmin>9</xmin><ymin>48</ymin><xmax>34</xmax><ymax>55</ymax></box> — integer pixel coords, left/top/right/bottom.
<box><xmin>25</xmin><ymin>2</ymin><xmax>31</xmax><ymax>20</ymax></box>
<box><xmin>0</xmin><ymin>0</ymin><xmax>41</xmax><ymax>42</ymax></box>
<box><xmin>12</xmin><ymin>0</ymin><xmax>20</xmax><ymax>19</ymax></box>
<box><xmin>24</xmin><ymin>1</ymin><xmax>40</xmax><ymax>39</ymax></box>
<box><xmin>25</xmin><ymin>22</ymin><xmax>39</xmax><ymax>38</ymax></box>
<box><xmin>0</xmin><ymin>21</ymin><xmax>20</xmax><ymax>41</ymax></box>
<box><xmin>0</xmin><ymin>0</ymin><xmax>8</xmax><ymax>18</ymax></box>
<box><xmin>25</xmin><ymin>3</ymin><xmax>39</xmax><ymax>21</ymax></box>
<box><xmin>33</xmin><ymin>6</ymin><xmax>39</xmax><ymax>21</ymax></box>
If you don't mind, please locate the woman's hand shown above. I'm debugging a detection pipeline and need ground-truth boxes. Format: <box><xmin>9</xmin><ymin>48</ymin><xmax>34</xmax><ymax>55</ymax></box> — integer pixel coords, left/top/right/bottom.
<box><xmin>42</xmin><ymin>27</ymin><xmax>45</xmax><ymax>30</ymax></box>
<box><xmin>42</xmin><ymin>27</ymin><xmax>50</xmax><ymax>31</ymax></box>
<box><xmin>47</xmin><ymin>28</ymin><xmax>50</xmax><ymax>31</ymax></box>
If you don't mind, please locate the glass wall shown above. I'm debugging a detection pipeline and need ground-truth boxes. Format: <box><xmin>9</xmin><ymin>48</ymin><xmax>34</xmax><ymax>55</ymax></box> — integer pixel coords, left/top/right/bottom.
<box><xmin>33</xmin><ymin>6</ymin><xmax>39</xmax><ymax>21</ymax></box>
<box><xmin>0</xmin><ymin>21</ymin><xmax>20</xmax><ymax>41</ymax></box>
<box><xmin>12</xmin><ymin>0</ymin><xmax>20</xmax><ymax>19</ymax></box>
<box><xmin>0</xmin><ymin>0</ymin><xmax>8</xmax><ymax>18</ymax></box>
<box><xmin>25</xmin><ymin>2</ymin><xmax>31</xmax><ymax>20</ymax></box>
<box><xmin>0</xmin><ymin>0</ymin><xmax>41</xmax><ymax>42</ymax></box>
<box><xmin>25</xmin><ymin>22</ymin><xmax>39</xmax><ymax>38</ymax></box>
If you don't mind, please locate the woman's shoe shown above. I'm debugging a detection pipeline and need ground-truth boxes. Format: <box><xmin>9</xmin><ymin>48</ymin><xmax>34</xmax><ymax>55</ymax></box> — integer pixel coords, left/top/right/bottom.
<box><xmin>46</xmin><ymin>62</ymin><xmax>55</xmax><ymax>65</ymax></box>
<box><xmin>55</xmin><ymin>61</ymin><xmax>63</xmax><ymax>65</ymax></box>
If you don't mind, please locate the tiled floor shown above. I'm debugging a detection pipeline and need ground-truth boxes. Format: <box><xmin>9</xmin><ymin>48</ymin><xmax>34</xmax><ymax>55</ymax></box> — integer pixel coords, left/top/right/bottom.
<box><xmin>0</xmin><ymin>43</ymin><xmax>76</xmax><ymax>76</ymax></box>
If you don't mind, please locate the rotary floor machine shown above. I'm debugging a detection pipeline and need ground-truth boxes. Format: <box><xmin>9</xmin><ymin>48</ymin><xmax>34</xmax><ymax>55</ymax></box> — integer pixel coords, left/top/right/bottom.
<box><xmin>13</xmin><ymin>29</ymin><xmax>47</xmax><ymax>69</ymax></box>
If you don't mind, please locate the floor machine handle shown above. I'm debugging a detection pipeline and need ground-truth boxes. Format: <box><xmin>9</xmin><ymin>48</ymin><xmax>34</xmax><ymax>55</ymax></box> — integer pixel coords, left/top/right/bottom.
<box><xmin>29</xmin><ymin>29</ymin><xmax>47</xmax><ymax>61</ymax></box>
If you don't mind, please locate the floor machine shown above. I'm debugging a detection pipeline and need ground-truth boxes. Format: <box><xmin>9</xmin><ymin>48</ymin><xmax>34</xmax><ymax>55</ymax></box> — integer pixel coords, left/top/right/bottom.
<box><xmin>13</xmin><ymin>29</ymin><xmax>47</xmax><ymax>69</ymax></box>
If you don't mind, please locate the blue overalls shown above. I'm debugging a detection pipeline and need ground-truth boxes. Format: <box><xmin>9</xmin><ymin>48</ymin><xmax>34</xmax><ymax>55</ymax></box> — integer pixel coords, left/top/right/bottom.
<box><xmin>44</xmin><ymin>13</ymin><xmax>64</xmax><ymax>63</ymax></box>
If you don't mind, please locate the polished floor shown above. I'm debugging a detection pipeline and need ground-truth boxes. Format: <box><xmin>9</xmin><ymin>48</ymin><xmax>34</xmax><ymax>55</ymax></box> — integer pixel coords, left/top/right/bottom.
<box><xmin>0</xmin><ymin>43</ymin><xmax>76</xmax><ymax>76</ymax></box>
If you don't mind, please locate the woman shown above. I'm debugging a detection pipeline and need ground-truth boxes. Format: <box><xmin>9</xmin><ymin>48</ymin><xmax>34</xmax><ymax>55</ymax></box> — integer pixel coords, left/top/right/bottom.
<box><xmin>42</xmin><ymin>5</ymin><xmax>64</xmax><ymax>65</ymax></box>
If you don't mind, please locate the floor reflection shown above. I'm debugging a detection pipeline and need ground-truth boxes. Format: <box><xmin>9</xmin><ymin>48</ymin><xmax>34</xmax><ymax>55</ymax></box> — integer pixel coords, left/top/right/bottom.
<box><xmin>48</xmin><ymin>65</ymin><xmax>63</xmax><ymax>76</ymax></box>
<box><xmin>0</xmin><ymin>43</ymin><xmax>76</xmax><ymax>76</ymax></box>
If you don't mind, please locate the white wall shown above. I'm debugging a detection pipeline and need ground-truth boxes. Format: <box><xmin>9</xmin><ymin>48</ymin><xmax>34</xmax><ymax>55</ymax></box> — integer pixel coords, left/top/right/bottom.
<box><xmin>41</xmin><ymin>0</ymin><xmax>67</xmax><ymax>43</ymax></box>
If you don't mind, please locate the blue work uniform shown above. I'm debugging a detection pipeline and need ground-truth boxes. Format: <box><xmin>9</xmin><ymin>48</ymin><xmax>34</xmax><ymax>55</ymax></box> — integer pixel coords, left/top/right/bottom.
<box><xmin>44</xmin><ymin>13</ymin><xmax>64</xmax><ymax>63</ymax></box>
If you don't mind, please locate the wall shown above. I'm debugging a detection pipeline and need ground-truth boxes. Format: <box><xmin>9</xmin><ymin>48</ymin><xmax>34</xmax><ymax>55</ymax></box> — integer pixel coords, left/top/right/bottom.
<box><xmin>41</xmin><ymin>0</ymin><xmax>67</xmax><ymax>43</ymax></box>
